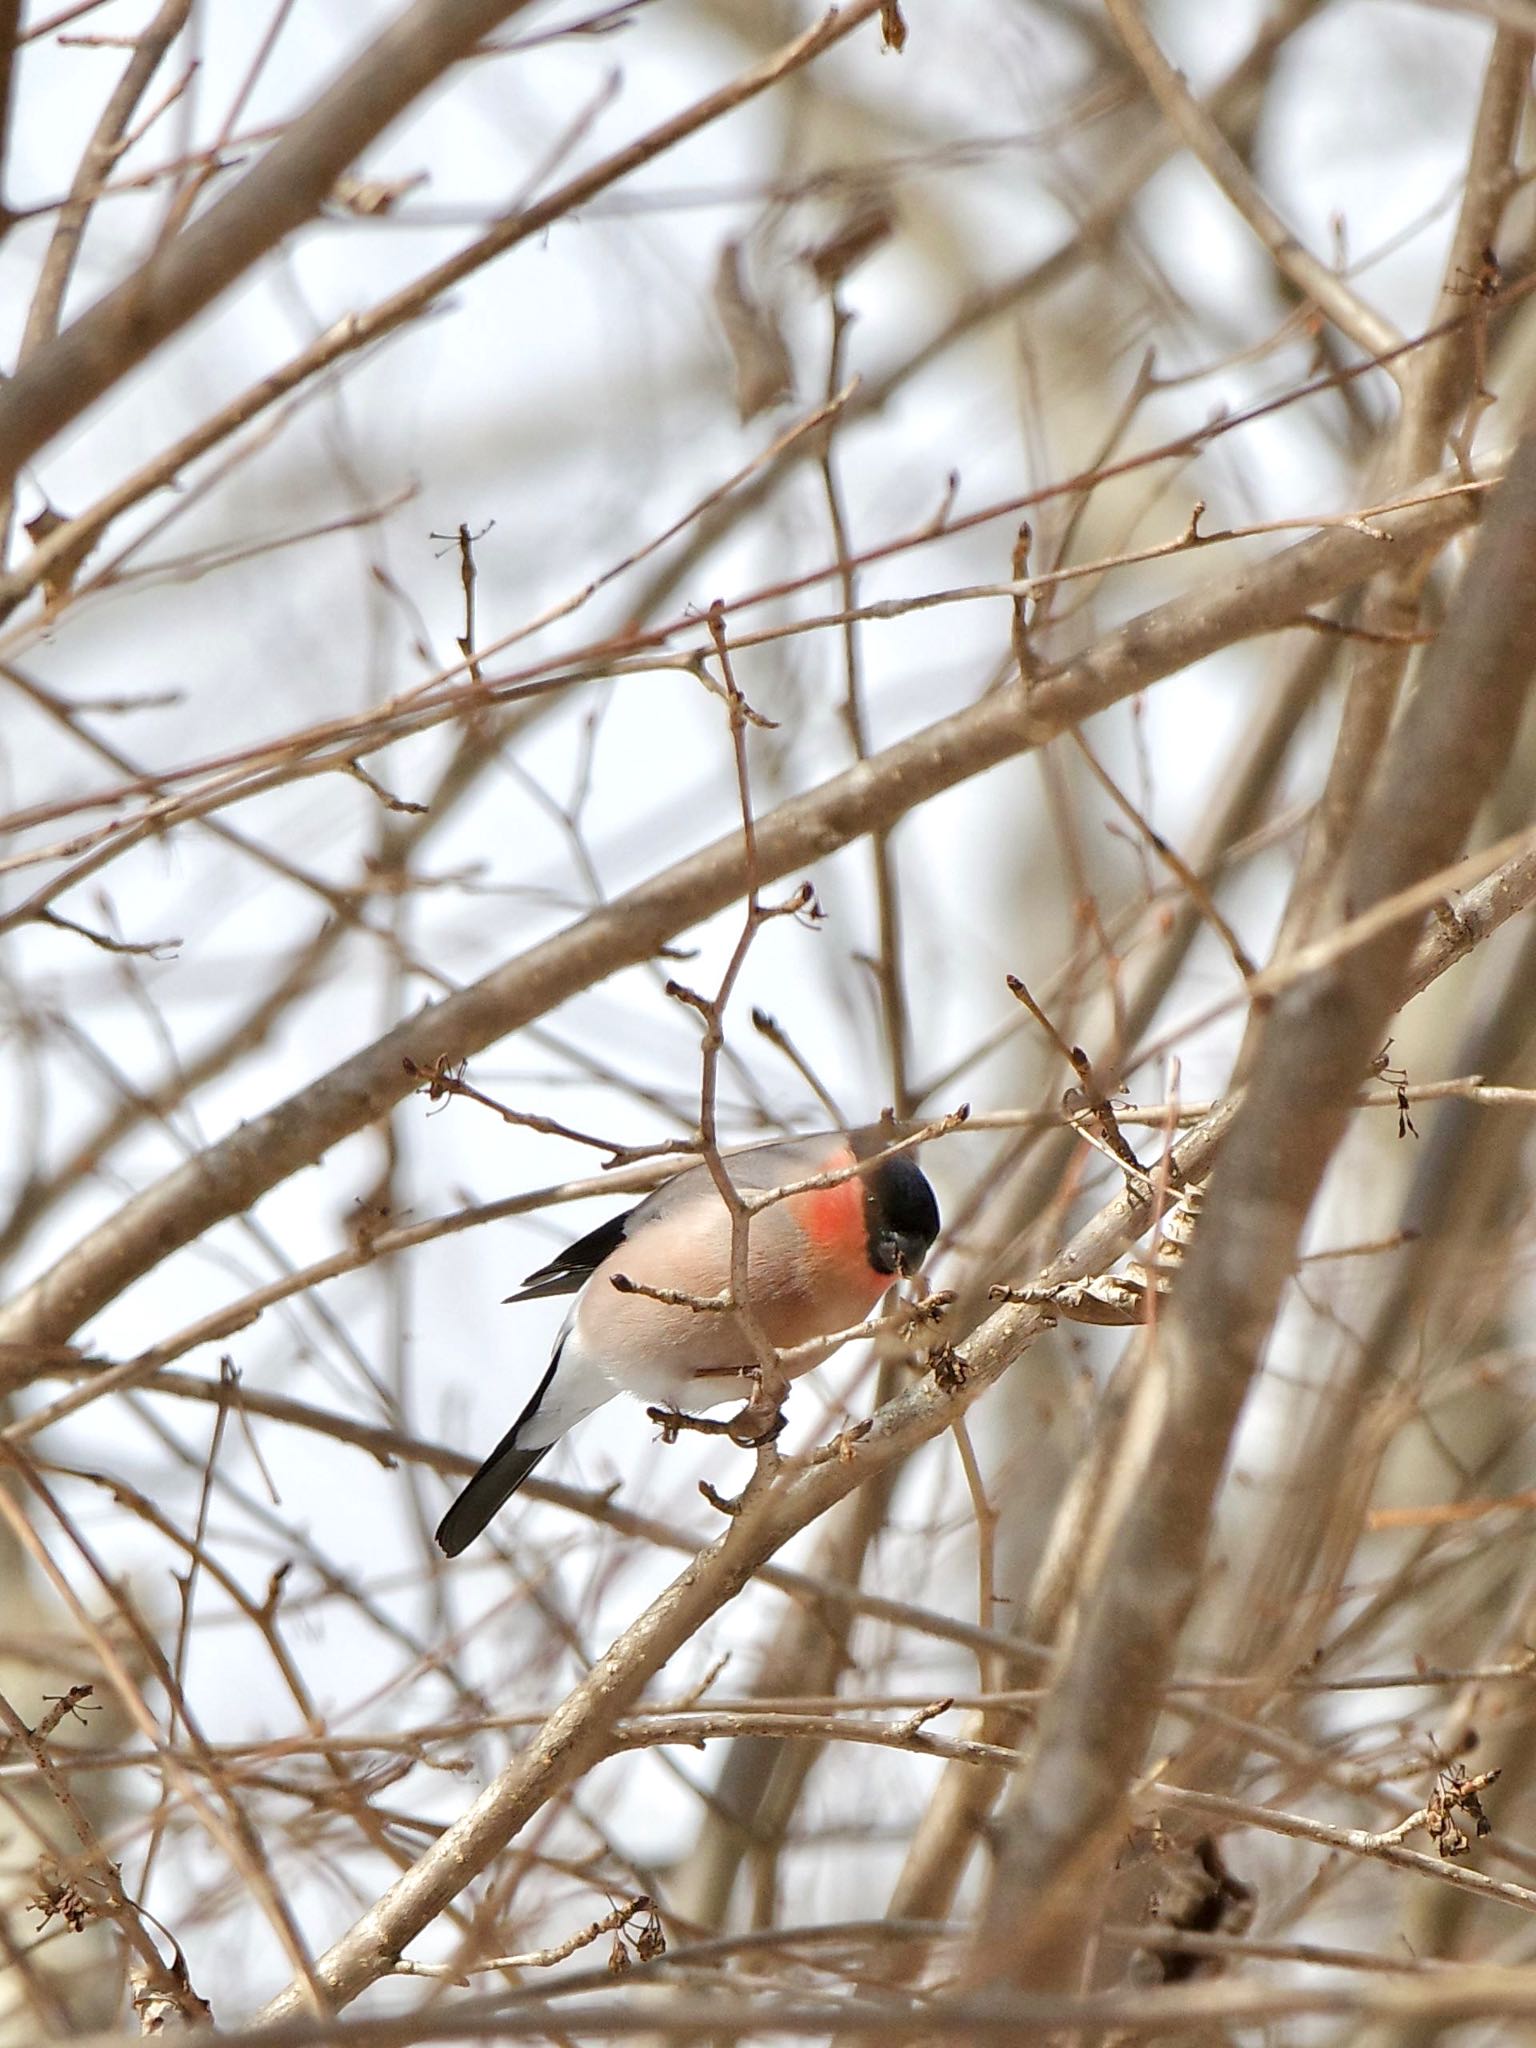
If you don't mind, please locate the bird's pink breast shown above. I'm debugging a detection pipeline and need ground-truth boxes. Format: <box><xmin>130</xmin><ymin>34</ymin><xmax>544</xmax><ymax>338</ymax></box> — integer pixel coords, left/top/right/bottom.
<box><xmin>570</xmin><ymin>1162</ymin><xmax>889</xmax><ymax>1407</ymax></box>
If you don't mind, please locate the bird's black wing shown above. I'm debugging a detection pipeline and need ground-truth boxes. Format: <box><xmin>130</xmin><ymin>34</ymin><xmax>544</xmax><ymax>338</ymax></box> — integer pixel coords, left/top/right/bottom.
<box><xmin>503</xmin><ymin>1207</ymin><xmax>632</xmax><ymax>1304</ymax></box>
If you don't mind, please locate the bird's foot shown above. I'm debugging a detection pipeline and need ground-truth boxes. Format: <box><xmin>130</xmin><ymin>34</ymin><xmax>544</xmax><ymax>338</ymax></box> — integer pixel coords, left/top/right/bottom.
<box><xmin>647</xmin><ymin>1405</ymin><xmax>739</xmax><ymax>1445</ymax></box>
<box><xmin>730</xmin><ymin>1367</ymin><xmax>789</xmax><ymax>1447</ymax></box>
<box><xmin>645</xmin><ymin>1401</ymin><xmax>789</xmax><ymax>1449</ymax></box>
<box><xmin>648</xmin><ymin>1369</ymin><xmax>789</xmax><ymax>1452</ymax></box>
<box><xmin>726</xmin><ymin>1402</ymin><xmax>788</xmax><ymax>1449</ymax></box>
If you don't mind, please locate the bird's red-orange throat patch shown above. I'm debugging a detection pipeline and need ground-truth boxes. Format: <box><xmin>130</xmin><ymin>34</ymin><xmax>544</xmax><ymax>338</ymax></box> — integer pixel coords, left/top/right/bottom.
<box><xmin>791</xmin><ymin>1149</ymin><xmax>876</xmax><ymax>1271</ymax></box>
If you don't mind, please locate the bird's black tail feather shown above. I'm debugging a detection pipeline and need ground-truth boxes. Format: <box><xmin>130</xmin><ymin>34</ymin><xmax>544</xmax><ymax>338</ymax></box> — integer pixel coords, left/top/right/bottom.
<box><xmin>436</xmin><ymin>1435</ymin><xmax>552</xmax><ymax>1556</ymax></box>
<box><xmin>435</xmin><ymin>1350</ymin><xmax>561</xmax><ymax>1557</ymax></box>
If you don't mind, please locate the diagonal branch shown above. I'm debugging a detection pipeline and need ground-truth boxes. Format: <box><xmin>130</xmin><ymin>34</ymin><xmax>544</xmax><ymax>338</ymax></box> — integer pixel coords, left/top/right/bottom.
<box><xmin>0</xmin><ymin>477</ymin><xmax>1483</xmax><ymax>1370</ymax></box>
<box><xmin>15</xmin><ymin>0</ymin><xmax>192</xmax><ymax>367</ymax></box>
<box><xmin>0</xmin><ymin>0</ymin><xmax>536</xmax><ymax>488</ymax></box>
<box><xmin>1104</xmin><ymin>0</ymin><xmax>1405</xmax><ymax>372</ymax></box>
<box><xmin>0</xmin><ymin>3</ymin><xmax>888</xmax><ymax>624</ymax></box>
<box><xmin>971</xmin><ymin>416</ymin><xmax>1536</xmax><ymax>1991</ymax></box>
<box><xmin>248</xmin><ymin>820</ymin><xmax>1536</xmax><ymax>2023</ymax></box>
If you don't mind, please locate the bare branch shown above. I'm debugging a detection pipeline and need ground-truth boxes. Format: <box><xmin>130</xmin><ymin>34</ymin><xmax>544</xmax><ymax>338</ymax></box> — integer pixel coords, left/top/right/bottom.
<box><xmin>0</xmin><ymin>476</ymin><xmax>1480</xmax><ymax>1370</ymax></box>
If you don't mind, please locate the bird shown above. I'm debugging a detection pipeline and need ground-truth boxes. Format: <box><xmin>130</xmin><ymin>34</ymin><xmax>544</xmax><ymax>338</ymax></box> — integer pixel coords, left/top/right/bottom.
<box><xmin>435</xmin><ymin>1131</ymin><xmax>940</xmax><ymax>1555</ymax></box>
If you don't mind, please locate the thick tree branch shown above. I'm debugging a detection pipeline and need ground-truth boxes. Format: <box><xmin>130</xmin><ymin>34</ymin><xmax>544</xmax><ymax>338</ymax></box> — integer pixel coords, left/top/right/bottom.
<box><xmin>243</xmin><ymin>822</ymin><xmax>1536</xmax><ymax>2023</ymax></box>
<box><xmin>0</xmin><ymin>0</ymin><xmax>534</xmax><ymax>489</ymax></box>
<box><xmin>972</xmin><ymin>422</ymin><xmax>1536</xmax><ymax>1990</ymax></box>
<box><xmin>1399</xmin><ymin>25</ymin><xmax>1533</xmax><ymax>477</ymax></box>
<box><xmin>0</xmin><ymin>478</ymin><xmax>1483</xmax><ymax>1368</ymax></box>
<box><xmin>0</xmin><ymin>1</ymin><xmax>889</xmax><ymax>624</ymax></box>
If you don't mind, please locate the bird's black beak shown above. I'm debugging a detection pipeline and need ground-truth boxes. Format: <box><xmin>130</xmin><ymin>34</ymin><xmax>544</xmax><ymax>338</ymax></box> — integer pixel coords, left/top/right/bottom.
<box><xmin>879</xmin><ymin>1231</ymin><xmax>932</xmax><ymax>1279</ymax></box>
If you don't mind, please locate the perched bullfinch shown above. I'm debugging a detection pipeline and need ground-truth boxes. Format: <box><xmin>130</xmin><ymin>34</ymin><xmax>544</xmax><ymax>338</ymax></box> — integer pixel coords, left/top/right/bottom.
<box><xmin>435</xmin><ymin>1132</ymin><xmax>940</xmax><ymax>1555</ymax></box>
